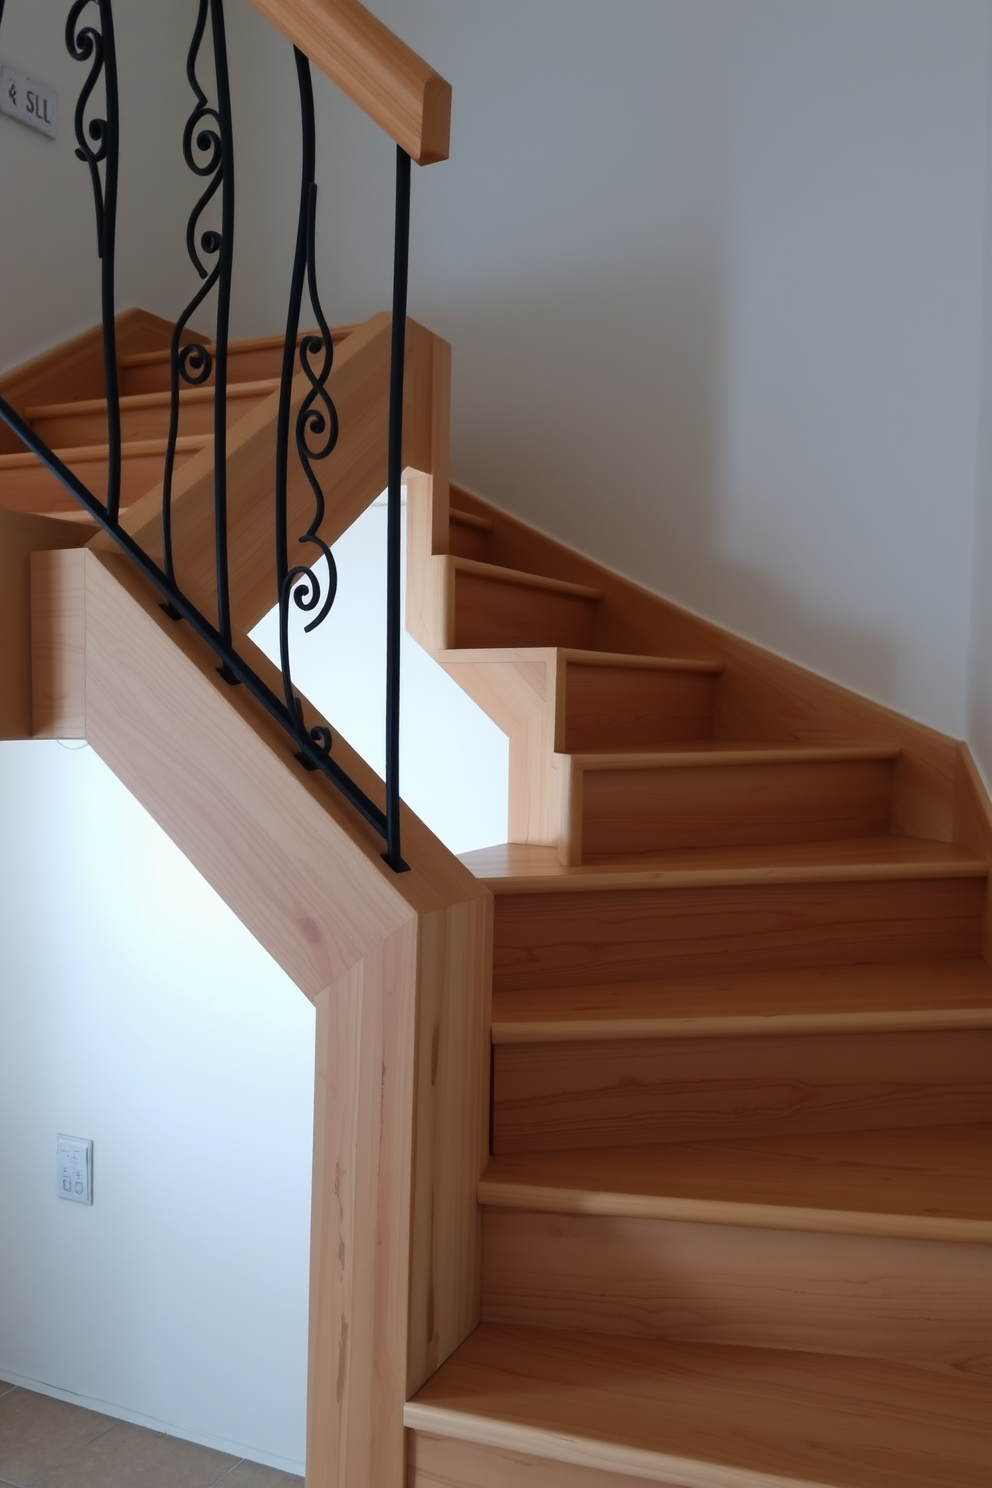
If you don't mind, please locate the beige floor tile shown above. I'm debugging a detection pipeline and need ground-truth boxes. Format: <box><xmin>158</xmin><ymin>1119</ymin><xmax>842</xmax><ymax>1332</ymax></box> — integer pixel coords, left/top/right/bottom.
<box><xmin>0</xmin><ymin>1389</ymin><xmax>114</xmax><ymax>1487</ymax></box>
<box><xmin>0</xmin><ymin>1383</ymin><xmax>15</xmax><ymax>1401</ymax></box>
<box><xmin>215</xmin><ymin>1463</ymin><xmax>304</xmax><ymax>1488</ymax></box>
<box><xmin>33</xmin><ymin>1422</ymin><xmax>239</xmax><ymax>1488</ymax></box>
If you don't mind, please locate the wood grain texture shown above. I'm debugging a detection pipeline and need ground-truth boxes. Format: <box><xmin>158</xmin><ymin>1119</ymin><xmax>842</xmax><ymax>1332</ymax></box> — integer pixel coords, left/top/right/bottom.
<box><xmin>0</xmin><ymin>437</ymin><xmax>206</xmax><ymax>514</ymax></box>
<box><xmin>407</xmin><ymin>897</ymin><xmax>493</xmax><ymax>1396</ymax></box>
<box><xmin>560</xmin><ymin>749</ymin><xmax>897</xmax><ymax>865</ymax></box>
<box><xmin>490</xmin><ymin>877</ymin><xmax>985</xmax><ymax>992</ymax></box>
<box><xmin>450</xmin><ymin>560</ymin><xmax>601</xmax><ymax>651</ymax></box>
<box><xmin>0</xmin><ymin>514</ymin><xmax>89</xmax><ymax>739</ymax></box>
<box><xmin>308</xmin><ymin>904</ymin><xmax>491</xmax><ymax>1488</ymax></box>
<box><xmin>0</xmin><ymin>308</ymin><xmax>184</xmax><ymax>454</ymax></box>
<box><xmin>447</xmin><ymin>487</ymin><xmax>960</xmax><ymax>845</ymax></box>
<box><xmin>245</xmin><ymin>0</ymin><xmax>451</xmax><ymax>164</ymax></box>
<box><xmin>308</xmin><ymin>926</ymin><xmax>419</xmax><ymax>1488</ymax></box>
<box><xmin>465</xmin><ymin>835</ymin><xmax>987</xmax><ymax>893</ymax></box>
<box><xmin>560</xmin><ymin>656</ymin><xmax>719</xmax><ymax>752</ymax></box>
<box><xmin>430</xmin><ymin>650</ymin><xmax>726</xmax><ymax>848</ymax></box>
<box><xmin>118</xmin><ymin>327</ymin><xmax>357</xmax><ymax>396</ymax></box>
<box><xmin>79</xmin><ymin>550</ymin><xmax>481</xmax><ymax>991</ymax></box>
<box><xmin>491</xmin><ymin>961</ymin><xmax>992</xmax><ymax>1043</ymax></box>
<box><xmin>405</xmin><ymin>1324</ymin><xmax>992</xmax><ymax>1488</ymax></box>
<box><xmin>409</xmin><ymin>1433</ymin><xmax>679</xmax><ymax>1488</ymax></box>
<box><xmin>482</xmin><ymin>1209</ymin><xmax>992</xmax><ymax>1368</ymax></box>
<box><xmin>954</xmin><ymin>743</ymin><xmax>992</xmax><ymax>968</ymax></box>
<box><xmin>26</xmin><ymin>380</ymin><xmax>278</xmax><ymax>448</ymax></box>
<box><xmin>479</xmin><ymin>1125</ymin><xmax>992</xmax><ymax>1243</ymax></box>
<box><xmin>30</xmin><ymin>548</ymin><xmax>87</xmax><ymax>739</ymax></box>
<box><xmin>492</xmin><ymin>1027</ymin><xmax>992</xmax><ymax>1151</ymax></box>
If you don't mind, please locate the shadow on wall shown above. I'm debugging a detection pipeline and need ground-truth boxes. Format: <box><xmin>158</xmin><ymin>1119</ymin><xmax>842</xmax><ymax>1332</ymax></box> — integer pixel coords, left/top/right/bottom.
<box><xmin>434</xmin><ymin>265</ymin><xmax>897</xmax><ymax>710</ymax></box>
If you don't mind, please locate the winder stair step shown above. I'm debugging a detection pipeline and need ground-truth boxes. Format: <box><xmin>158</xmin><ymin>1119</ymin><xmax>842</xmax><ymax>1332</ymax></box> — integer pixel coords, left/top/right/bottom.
<box><xmin>406</xmin><ymin>1324</ymin><xmax>992</xmax><ymax>1488</ymax></box>
<box><xmin>559</xmin><ymin>744</ymin><xmax>901</xmax><ymax>864</ymax></box>
<box><xmin>479</xmin><ymin>1123</ymin><xmax>992</xmax><ymax>1243</ymax></box>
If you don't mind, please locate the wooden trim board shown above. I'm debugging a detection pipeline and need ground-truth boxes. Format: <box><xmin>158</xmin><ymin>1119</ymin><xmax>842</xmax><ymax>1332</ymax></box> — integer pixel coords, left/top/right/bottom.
<box><xmin>0</xmin><ymin>514</ymin><xmax>90</xmax><ymax>739</ymax></box>
<box><xmin>244</xmin><ymin>0</ymin><xmax>451</xmax><ymax>164</ymax></box>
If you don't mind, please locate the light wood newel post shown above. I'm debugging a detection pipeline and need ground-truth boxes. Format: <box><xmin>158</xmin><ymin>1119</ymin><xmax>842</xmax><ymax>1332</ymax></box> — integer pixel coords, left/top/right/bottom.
<box><xmin>307</xmin><ymin>922</ymin><xmax>420</xmax><ymax>1488</ymax></box>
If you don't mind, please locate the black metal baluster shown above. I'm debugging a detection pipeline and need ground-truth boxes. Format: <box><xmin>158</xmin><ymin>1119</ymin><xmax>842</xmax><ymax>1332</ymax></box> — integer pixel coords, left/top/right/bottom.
<box><xmin>275</xmin><ymin>49</ymin><xmax>340</xmax><ymax>766</ymax></box>
<box><xmin>162</xmin><ymin>0</ymin><xmax>218</xmax><ymax>595</ymax></box>
<box><xmin>209</xmin><ymin>0</ymin><xmax>235</xmax><ymax>665</ymax></box>
<box><xmin>384</xmin><ymin>147</ymin><xmax>412</xmax><ymax>872</ymax></box>
<box><xmin>66</xmin><ymin>0</ymin><xmax>121</xmax><ymax>523</ymax></box>
<box><xmin>0</xmin><ymin>17</ymin><xmax>417</xmax><ymax>873</ymax></box>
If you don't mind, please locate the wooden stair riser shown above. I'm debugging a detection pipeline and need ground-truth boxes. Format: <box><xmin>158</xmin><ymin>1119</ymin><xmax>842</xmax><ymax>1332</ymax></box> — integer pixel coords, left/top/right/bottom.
<box><xmin>409</xmin><ymin>1434</ymin><xmax>668</xmax><ymax>1488</ymax></box>
<box><xmin>492</xmin><ymin>1027</ymin><xmax>992</xmax><ymax>1152</ymax></box>
<box><xmin>449</xmin><ymin>513</ymin><xmax>492</xmax><ymax>562</ymax></box>
<box><xmin>481</xmin><ymin>1210</ymin><xmax>992</xmax><ymax>1370</ymax></box>
<box><xmin>0</xmin><ymin>444</ymin><xmax>204</xmax><ymax>515</ymax></box>
<box><xmin>490</xmin><ymin>962</ymin><xmax>992</xmax><ymax>1044</ymax></box>
<box><xmin>491</xmin><ymin>878</ymin><xmax>986</xmax><ymax>992</ymax></box>
<box><xmin>561</xmin><ymin>755</ymin><xmax>896</xmax><ymax>865</ymax></box>
<box><xmin>27</xmin><ymin>383</ymin><xmax>277</xmax><ymax>448</ymax></box>
<box><xmin>560</xmin><ymin>662</ymin><xmax>718</xmax><ymax>752</ymax></box>
<box><xmin>118</xmin><ymin>329</ymin><xmax>356</xmax><ymax>396</ymax></box>
<box><xmin>452</xmin><ymin>569</ymin><xmax>599</xmax><ymax>649</ymax></box>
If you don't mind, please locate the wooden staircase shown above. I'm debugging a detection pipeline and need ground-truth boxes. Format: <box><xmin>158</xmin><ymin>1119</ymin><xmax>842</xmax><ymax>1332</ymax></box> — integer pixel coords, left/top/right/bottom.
<box><xmin>402</xmin><ymin>478</ymin><xmax>992</xmax><ymax>1485</ymax></box>
<box><xmin>1</xmin><ymin>311</ymin><xmax>990</xmax><ymax>1487</ymax></box>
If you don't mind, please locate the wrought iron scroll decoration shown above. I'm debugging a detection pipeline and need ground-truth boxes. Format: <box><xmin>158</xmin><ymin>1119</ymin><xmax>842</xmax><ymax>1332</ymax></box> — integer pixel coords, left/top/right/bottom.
<box><xmin>162</xmin><ymin>0</ymin><xmax>236</xmax><ymax>665</ymax></box>
<box><xmin>65</xmin><ymin>0</ymin><xmax>122</xmax><ymax>523</ymax></box>
<box><xmin>274</xmin><ymin>49</ymin><xmax>340</xmax><ymax>773</ymax></box>
<box><xmin>0</xmin><ymin>0</ymin><xmax>412</xmax><ymax>871</ymax></box>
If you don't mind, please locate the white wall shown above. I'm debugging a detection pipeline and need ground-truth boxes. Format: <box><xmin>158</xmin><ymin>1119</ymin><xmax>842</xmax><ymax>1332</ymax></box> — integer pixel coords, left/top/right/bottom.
<box><xmin>226</xmin><ymin>0</ymin><xmax>991</xmax><ymax>741</ymax></box>
<box><xmin>0</xmin><ymin>741</ymin><xmax>315</xmax><ymax>1472</ymax></box>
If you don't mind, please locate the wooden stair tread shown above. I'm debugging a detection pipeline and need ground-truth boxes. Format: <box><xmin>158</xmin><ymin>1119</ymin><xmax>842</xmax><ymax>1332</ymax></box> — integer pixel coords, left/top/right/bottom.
<box><xmin>24</xmin><ymin>378</ymin><xmax>279</xmax><ymax>420</ymax></box>
<box><xmin>405</xmin><ymin>1324</ymin><xmax>992</xmax><ymax>1488</ymax></box>
<box><xmin>450</xmin><ymin>555</ymin><xmax>604</xmax><ymax>600</ymax></box>
<box><xmin>462</xmin><ymin>835</ymin><xmax>988</xmax><ymax>893</ymax></box>
<box><xmin>450</xmin><ymin>506</ymin><xmax>494</xmax><ymax>532</ymax></box>
<box><xmin>492</xmin><ymin>960</ymin><xmax>992</xmax><ymax>1042</ymax></box>
<box><xmin>566</xmin><ymin>744</ymin><xmax>901</xmax><ymax>769</ymax></box>
<box><xmin>479</xmin><ymin>1123</ymin><xmax>992</xmax><ymax>1241</ymax></box>
<box><xmin>437</xmin><ymin>644</ymin><xmax>724</xmax><ymax>673</ymax></box>
<box><xmin>0</xmin><ymin>434</ymin><xmax>209</xmax><ymax>470</ymax></box>
<box><xmin>117</xmin><ymin>325</ymin><xmax>358</xmax><ymax>369</ymax></box>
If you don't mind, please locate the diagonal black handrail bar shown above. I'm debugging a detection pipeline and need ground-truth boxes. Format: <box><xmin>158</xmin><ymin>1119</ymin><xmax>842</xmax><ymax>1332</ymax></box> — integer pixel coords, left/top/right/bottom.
<box><xmin>0</xmin><ymin>398</ymin><xmax>393</xmax><ymax>841</ymax></box>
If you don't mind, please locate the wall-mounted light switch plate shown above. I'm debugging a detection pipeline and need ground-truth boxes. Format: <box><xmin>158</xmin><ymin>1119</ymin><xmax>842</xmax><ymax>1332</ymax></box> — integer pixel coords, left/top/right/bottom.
<box><xmin>0</xmin><ymin>62</ymin><xmax>58</xmax><ymax>139</ymax></box>
<box><xmin>56</xmin><ymin>1135</ymin><xmax>93</xmax><ymax>1205</ymax></box>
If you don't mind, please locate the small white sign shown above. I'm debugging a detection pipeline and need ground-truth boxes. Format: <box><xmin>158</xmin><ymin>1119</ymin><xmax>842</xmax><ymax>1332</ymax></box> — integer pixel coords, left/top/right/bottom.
<box><xmin>1</xmin><ymin>62</ymin><xmax>58</xmax><ymax>139</ymax></box>
<box><xmin>56</xmin><ymin>1134</ymin><xmax>93</xmax><ymax>1205</ymax></box>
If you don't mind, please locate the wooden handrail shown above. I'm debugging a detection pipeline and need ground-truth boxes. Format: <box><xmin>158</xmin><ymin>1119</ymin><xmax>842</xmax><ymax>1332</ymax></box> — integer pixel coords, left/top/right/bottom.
<box><xmin>246</xmin><ymin>0</ymin><xmax>451</xmax><ymax>165</ymax></box>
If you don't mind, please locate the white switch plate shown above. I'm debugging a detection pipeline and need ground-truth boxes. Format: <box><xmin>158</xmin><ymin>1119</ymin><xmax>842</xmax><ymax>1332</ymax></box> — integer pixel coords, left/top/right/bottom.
<box><xmin>56</xmin><ymin>1135</ymin><xmax>93</xmax><ymax>1205</ymax></box>
<box><xmin>1</xmin><ymin>62</ymin><xmax>58</xmax><ymax>139</ymax></box>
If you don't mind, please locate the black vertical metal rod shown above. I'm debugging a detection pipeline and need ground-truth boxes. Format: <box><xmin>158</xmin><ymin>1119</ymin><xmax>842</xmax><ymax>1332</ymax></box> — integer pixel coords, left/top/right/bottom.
<box><xmin>98</xmin><ymin>0</ymin><xmax>122</xmax><ymax>524</ymax></box>
<box><xmin>384</xmin><ymin>146</ymin><xmax>411</xmax><ymax>872</ymax></box>
<box><xmin>275</xmin><ymin>47</ymin><xmax>315</xmax><ymax>712</ymax></box>
<box><xmin>209</xmin><ymin>0</ymin><xmax>235</xmax><ymax>659</ymax></box>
